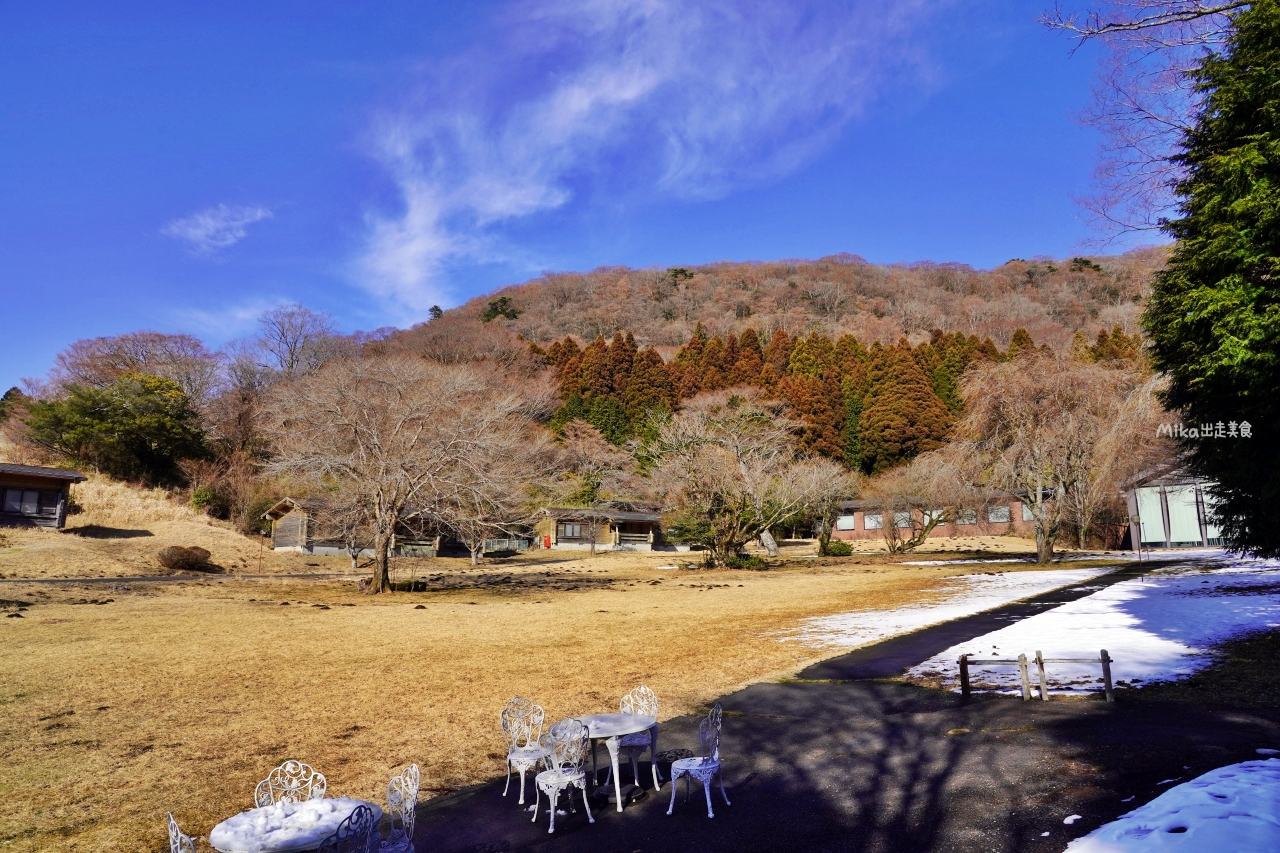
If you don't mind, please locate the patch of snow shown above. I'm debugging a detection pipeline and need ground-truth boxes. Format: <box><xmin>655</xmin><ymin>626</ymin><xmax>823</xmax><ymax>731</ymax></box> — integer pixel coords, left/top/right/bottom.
<box><xmin>1041</xmin><ymin>831</ymin><xmax>1051</xmax><ymax>836</ymax></box>
<box><xmin>780</xmin><ymin>567</ymin><xmax>1115</xmax><ymax>649</ymax></box>
<box><xmin>1256</xmin><ymin>749</ymin><xmax>1279</xmax><ymax>756</ymax></box>
<box><xmin>1158</xmin><ymin>779</ymin><xmax>1179</xmax><ymax>786</ymax></box>
<box><xmin>1065</xmin><ymin>759</ymin><xmax>1280</xmax><ymax>852</ymax></box>
<box><xmin>1065</xmin><ymin>814</ymin><xmax>1083</xmax><ymax>824</ymax></box>
<box><xmin>905</xmin><ymin>558</ymin><xmax>1280</xmax><ymax>694</ymax></box>
<box><xmin>1121</xmin><ymin>796</ymin><xmax>1136</xmax><ymax>803</ymax></box>
<box><xmin>209</xmin><ymin>798</ymin><xmax>382</xmax><ymax>853</ymax></box>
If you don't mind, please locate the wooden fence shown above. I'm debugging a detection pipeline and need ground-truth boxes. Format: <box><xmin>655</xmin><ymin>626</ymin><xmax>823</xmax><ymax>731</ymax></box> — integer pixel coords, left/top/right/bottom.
<box><xmin>959</xmin><ymin>649</ymin><xmax>1114</xmax><ymax>702</ymax></box>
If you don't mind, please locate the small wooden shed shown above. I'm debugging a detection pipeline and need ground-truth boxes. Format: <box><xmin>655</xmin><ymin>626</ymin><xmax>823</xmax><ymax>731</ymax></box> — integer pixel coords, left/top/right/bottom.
<box><xmin>0</xmin><ymin>463</ymin><xmax>87</xmax><ymax>529</ymax></box>
<box><xmin>262</xmin><ymin>497</ymin><xmax>323</xmax><ymax>552</ymax></box>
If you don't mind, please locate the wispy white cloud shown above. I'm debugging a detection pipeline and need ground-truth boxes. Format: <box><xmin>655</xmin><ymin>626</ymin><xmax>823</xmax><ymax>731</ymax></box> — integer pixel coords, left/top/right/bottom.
<box><xmin>163</xmin><ymin>203</ymin><xmax>273</xmax><ymax>255</ymax></box>
<box><xmin>358</xmin><ymin>0</ymin><xmax>950</xmax><ymax>311</ymax></box>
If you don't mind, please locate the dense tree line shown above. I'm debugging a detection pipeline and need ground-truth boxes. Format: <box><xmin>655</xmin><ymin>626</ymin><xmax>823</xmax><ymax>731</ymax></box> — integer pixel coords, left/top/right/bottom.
<box><xmin>538</xmin><ymin>323</ymin><xmax>1142</xmax><ymax>474</ymax></box>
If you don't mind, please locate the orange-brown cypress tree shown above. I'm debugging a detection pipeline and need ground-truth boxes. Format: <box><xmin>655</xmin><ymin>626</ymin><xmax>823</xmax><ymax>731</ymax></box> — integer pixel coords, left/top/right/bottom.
<box><xmin>858</xmin><ymin>341</ymin><xmax>953</xmax><ymax>474</ymax></box>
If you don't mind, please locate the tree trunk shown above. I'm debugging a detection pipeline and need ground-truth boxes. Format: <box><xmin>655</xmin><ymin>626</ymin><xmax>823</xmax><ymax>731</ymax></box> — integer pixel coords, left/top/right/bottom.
<box><xmin>760</xmin><ymin>528</ymin><xmax>780</xmax><ymax>557</ymax></box>
<box><xmin>371</xmin><ymin>527</ymin><xmax>392</xmax><ymax>594</ymax></box>
<box><xmin>470</xmin><ymin>543</ymin><xmax>481</xmax><ymax>566</ymax></box>
<box><xmin>1035</xmin><ymin>515</ymin><xmax>1055</xmax><ymax>564</ymax></box>
<box><xmin>817</xmin><ymin>518</ymin><xmax>832</xmax><ymax>556</ymax></box>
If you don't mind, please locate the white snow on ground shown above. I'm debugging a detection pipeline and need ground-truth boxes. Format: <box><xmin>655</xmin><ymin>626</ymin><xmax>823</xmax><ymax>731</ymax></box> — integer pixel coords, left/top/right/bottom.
<box><xmin>1064</xmin><ymin>759</ymin><xmax>1280</xmax><ymax>852</ymax></box>
<box><xmin>781</xmin><ymin>567</ymin><xmax>1116</xmax><ymax>648</ymax></box>
<box><xmin>209</xmin><ymin>798</ymin><xmax>382</xmax><ymax>853</ymax></box>
<box><xmin>906</xmin><ymin>558</ymin><xmax>1280</xmax><ymax>694</ymax></box>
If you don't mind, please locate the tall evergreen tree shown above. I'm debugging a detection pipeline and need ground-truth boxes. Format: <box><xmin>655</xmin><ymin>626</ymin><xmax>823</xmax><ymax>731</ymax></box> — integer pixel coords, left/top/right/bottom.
<box><xmin>858</xmin><ymin>342</ymin><xmax>953</xmax><ymax>474</ymax></box>
<box><xmin>1145</xmin><ymin>1</ymin><xmax>1280</xmax><ymax>555</ymax></box>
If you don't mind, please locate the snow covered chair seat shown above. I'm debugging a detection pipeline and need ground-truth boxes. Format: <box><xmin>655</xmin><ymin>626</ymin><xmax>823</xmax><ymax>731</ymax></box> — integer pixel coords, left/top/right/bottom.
<box><xmin>254</xmin><ymin>759</ymin><xmax>328</xmax><ymax>807</ymax></box>
<box><xmin>667</xmin><ymin>703</ymin><xmax>730</xmax><ymax>819</ymax></box>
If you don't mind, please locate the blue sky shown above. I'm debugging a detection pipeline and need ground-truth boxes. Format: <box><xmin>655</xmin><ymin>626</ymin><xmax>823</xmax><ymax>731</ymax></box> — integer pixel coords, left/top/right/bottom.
<box><xmin>0</xmin><ymin>1</ymin><xmax>1123</xmax><ymax>390</ymax></box>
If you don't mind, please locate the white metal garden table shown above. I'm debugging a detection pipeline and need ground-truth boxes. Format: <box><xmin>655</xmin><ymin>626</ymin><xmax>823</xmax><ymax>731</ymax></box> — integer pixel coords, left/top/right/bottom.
<box><xmin>575</xmin><ymin>712</ymin><xmax>659</xmax><ymax>812</ymax></box>
<box><xmin>208</xmin><ymin>797</ymin><xmax>383</xmax><ymax>853</ymax></box>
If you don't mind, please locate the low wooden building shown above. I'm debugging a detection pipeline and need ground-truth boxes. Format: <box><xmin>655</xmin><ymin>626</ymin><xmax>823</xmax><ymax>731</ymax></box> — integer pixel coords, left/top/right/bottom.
<box><xmin>262</xmin><ymin>497</ymin><xmax>439</xmax><ymax>557</ymax></box>
<box><xmin>830</xmin><ymin>493</ymin><xmax>1039</xmax><ymax>542</ymax></box>
<box><xmin>0</xmin><ymin>463</ymin><xmax>86</xmax><ymax>529</ymax></box>
<box><xmin>533</xmin><ymin>503</ymin><xmax>662</xmax><ymax>551</ymax></box>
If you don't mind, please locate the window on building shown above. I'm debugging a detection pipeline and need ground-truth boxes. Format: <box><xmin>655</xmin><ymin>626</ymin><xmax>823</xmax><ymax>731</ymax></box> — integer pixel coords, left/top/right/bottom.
<box><xmin>864</xmin><ymin>512</ymin><xmax>883</xmax><ymax>530</ymax></box>
<box><xmin>835</xmin><ymin>514</ymin><xmax>856</xmax><ymax>531</ymax></box>
<box><xmin>558</xmin><ymin>523</ymin><xmax>583</xmax><ymax>539</ymax></box>
<box><xmin>2</xmin><ymin>489</ymin><xmax>20</xmax><ymax>514</ymax></box>
<box><xmin>923</xmin><ymin>509</ymin><xmax>944</xmax><ymax>526</ymax></box>
<box><xmin>987</xmin><ymin>504</ymin><xmax>1011</xmax><ymax>524</ymax></box>
<box><xmin>1021</xmin><ymin>502</ymin><xmax>1034</xmax><ymax>522</ymax></box>
<box><xmin>957</xmin><ymin>509</ymin><xmax>977</xmax><ymax>525</ymax></box>
<box><xmin>894</xmin><ymin>511</ymin><xmax>913</xmax><ymax>529</ymax></box>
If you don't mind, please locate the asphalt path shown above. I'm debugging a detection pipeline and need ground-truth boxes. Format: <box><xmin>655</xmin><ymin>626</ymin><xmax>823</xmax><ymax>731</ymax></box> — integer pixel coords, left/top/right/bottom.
<box><xmin>410</xmin><ymin>562</ymin><xmax>1280</xmax><ymax>853</ymax></box>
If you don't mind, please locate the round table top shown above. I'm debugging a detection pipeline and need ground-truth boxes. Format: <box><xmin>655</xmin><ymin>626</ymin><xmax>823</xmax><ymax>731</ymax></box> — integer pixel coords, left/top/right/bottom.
<box><xmin>575</xmin><ymin>713</ymin><xmax>657</xmax><ymax>738</ymax></box>
<box><xmin>209</xmin><ymin>797</ymin><xmax>384</xmax><ymax>853</ymax></box>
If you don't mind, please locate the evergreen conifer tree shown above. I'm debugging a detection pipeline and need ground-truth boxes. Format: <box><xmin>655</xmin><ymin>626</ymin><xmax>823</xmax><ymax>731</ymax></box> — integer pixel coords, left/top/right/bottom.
<box><xmin>858</xmin><ymin>342</ymin><xmax>953</xmax><ymax>473</ymax></box>
<box><xmin>1145</xmin><ymin>1</ymin><xmax>1280</xmax><ymax>554</ymax></box>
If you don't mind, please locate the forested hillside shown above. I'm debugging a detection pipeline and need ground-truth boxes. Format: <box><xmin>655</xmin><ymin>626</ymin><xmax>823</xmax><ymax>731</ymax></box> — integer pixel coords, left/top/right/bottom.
<box><xmin>383</xmin><ymin>249</ymin><xmax>1160</xmax><ymax>474</ymax></box>
<box><xmin>392</xmin><ymin>248</ymin><xmax>1164</xmax><ymax>361</ymax></box>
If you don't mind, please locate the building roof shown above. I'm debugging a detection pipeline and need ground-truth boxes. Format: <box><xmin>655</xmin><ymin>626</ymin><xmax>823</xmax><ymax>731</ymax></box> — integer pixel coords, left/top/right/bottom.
<box><xmin>0</xmin><ymin>462</ymin><xmax>87</xmax><ymax>483</ymax></box>
<box><xmin>540</xmin><ymin>506</ymin><xmax>661</xmax><ymax>523</ymax></box>
<box><xmin>261</xmin><ymin>496</ymin><xmax>327</xmax><ymax>520</ymax></box>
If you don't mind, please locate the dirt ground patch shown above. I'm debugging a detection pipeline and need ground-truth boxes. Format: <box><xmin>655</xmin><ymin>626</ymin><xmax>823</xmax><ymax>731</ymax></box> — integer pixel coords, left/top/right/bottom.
<box><xmin>0</xmin><ymin>544</ymin><xmax>1109</xmax><ymax>853</ymax></box>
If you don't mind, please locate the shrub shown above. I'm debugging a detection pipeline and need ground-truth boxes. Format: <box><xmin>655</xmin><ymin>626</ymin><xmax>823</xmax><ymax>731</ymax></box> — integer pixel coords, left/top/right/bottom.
<box><xmin>189</xmin><ymin>486</ymin><xmax>217</xmax><ymax>512</ymax></box>
<box><xmin>724</xmin><ymin>554</ymin><xmax>767</xmax><ymax>570</ymax></box>
<box><xmin>157</xmin><ymin>546</ymin><xmax>216</xmax><ymax>573</ymax></box>
<box><xmin>825</xmin><ymin>539</ymin><xmax>853</xmax><ymax>557</ymax></box>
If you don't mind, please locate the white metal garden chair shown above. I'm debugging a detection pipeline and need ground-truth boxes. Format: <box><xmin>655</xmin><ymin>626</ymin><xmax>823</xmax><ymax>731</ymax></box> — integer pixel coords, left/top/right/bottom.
<box><xmin>253</xmin><ymin>759</ymin><xmax>328</xmax><ymax>807</ymax></box>
<box><xmin>500</xmin><ymin>697</ymin><xmax>547</xmax><ymax>805</ymax></box>
<box><xmin>604</xmin><ymin>685</ymin><xmax>662</xmax><ymax>791</ymax></box>
<box><xmin>317</xmin><ymin>803</ymin><xmax>376</xmax><ymax>853</ymax></box>
<box><xmin>667</xmin><ymin>703</ymin><xmax>730</xmax><ymax>818</ymax></box>
<box><xmin>531</xmin><ymin>718</ymin><xmax>595</xmax><ymax>834</ymax></box>
<box><xmin>168</xmin><ymin>812</ymin><xmax>196</xmax><ymax>853</ymax></box>
<box><xmin>378</xmin><ymin>763</ymin><xmax>420</xmax><ymax>853</ymax></box>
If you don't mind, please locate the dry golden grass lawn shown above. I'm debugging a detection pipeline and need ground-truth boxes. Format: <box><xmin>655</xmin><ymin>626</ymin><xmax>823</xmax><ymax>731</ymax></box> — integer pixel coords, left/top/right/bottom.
<box><xmin>0</xmin><ymin>479</ymin><xmax>1098</xmax><ymax>852</ymax></box>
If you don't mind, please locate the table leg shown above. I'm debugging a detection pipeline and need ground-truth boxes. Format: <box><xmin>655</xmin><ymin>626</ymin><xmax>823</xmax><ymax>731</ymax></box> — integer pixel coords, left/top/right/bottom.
<box><xmin>649</xmin><ymin>724</ymin><xmax>661</xmax><ymax>791</ymax></box>
<box><xmin>605</xmin><ymin>735</ymin><xmax>623</xmax><ymax>812</ymax></box>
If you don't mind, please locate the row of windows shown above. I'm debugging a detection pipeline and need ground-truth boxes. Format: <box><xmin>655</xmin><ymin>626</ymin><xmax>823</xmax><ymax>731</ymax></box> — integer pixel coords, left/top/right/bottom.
<box><xmin>835</xmin><ymin>503</ymin><xmax>1033</xmax><ymax>531</ymax></box>
<box><xmin>1</xmin><ymin>489</ymin><xmax>60</xmax><ymax>516</ymax></box>
<box><xmin>557</xmin><ymin>523</ymin><xmax>585</xmax><ymax>539</ymax></box>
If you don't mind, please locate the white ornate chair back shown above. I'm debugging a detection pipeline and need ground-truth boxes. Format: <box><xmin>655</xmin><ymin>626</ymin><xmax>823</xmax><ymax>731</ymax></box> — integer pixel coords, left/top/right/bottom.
<box><xmin>167</xmin><ymin>812</ymin><xmax>195</xmax><ymax>853</ymax></box>
<box><xmin>254</xmin><ymin>759</ymin><xmax>328</xmax><ymax>808</ymax></box>
<box><xmin>317</xmin><ymin>803</ymin><xmax>375</xmax><ymax>853</ymax></box>
<box><xmin>387</xmin><ymin>763</ymin><xmax>421</xmax><ymax>842</ymax></box>
<box><xmin>500</xmin><ymin>697</ymin><xmax>546</xmax><ymax>751</ymax></box>
<box><xmin>620</xmin><ymin>685</ymin><xmax>658</xmax><ymax>718</ymax></box>
<box><xmin>546</xmin><ymin>718</ymin><xmax>589</xmax><ymax>772</ymax></box>
<box><xmin>698</xmin><ymin>703</ymin><xmax>723</xmax><ymax>763</ymax></box>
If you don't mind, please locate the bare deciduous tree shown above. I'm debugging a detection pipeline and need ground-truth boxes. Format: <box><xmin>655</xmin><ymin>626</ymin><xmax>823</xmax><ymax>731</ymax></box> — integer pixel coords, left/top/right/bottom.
<box><xmin>309</xmin><ymin>490</ymin><xmax>374</xmax><ymax>570</ymax></box>
<box><xmin>650</xmin><ymin>391</ymin><xmax>847</xmax><ymax>565</ymax></box>
<box><xmin>264</xmin><ymin>355</ymin><xmax>502</xmax><ymax>592</ymax></box>
<box><xmin>957</xmin><ymin>352</ymin><xmax>1162</xmax><ymax>562</ymax></box>
<box><xmin>256</xmin><ymin>304</ymin><xmax>346</xmax><ymax>377</ymax></box>
<box><xmin>434</xmin><ymin>413</ymin><xmax>554</xmax><ymax>566</ymax></box>
<box><xmin>1041</xmin><ymin>1</ymin><xmax>1245</xmax><ymax>236</ymax></box>
<box><xmin>864</xmin><ymin>449</ymin><xmax>983</xmax><ymax>553</ymax></box>
<box><xmin>49</xmin><ymin>331</ymin><xmax>223</xmax><ymax>405</ymax></box>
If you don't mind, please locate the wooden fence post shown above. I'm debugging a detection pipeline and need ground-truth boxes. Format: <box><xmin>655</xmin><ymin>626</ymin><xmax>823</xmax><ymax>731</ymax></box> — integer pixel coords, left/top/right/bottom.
<box><xmin>959</xmin><ymin>654</ymin><xmax>971</xmax><ymax>701</ymax></box>
<box><xmin>1017</xmin><ymin>654</ymin><xmax>1032</xmax><ymax>701</ymax></box>
<box><xmin>1034</xmin><ymin>650</ymin><xmax>1049</xmax><ymax>702</ymax></box>
<box><xmin>1100</xmin><ymin>649</ymin><xmax>1115</xmax><ymax>703</ymax></box>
